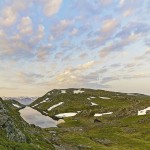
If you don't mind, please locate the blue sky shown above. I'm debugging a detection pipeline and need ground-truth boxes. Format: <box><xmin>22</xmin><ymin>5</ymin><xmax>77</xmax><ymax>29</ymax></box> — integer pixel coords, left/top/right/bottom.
<box><xmin>0</xmin><ymin>0</ymin><xmax>150</xmax><ymax>96</ymax></box>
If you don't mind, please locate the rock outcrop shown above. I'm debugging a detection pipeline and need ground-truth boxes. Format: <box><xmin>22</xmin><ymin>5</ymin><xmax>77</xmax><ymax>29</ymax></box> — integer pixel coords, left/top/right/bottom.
<box><xmin>0</xmin><ymin>98</ymin><xmax>26</xmax><ymax>142</ymax></box>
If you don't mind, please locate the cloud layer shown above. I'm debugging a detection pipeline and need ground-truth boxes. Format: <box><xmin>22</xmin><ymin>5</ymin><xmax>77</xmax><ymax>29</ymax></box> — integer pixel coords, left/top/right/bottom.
<box><xmin>0</xmin><ymin>0</ymin><xmax>150</xmax><ymax>96</ymax></box>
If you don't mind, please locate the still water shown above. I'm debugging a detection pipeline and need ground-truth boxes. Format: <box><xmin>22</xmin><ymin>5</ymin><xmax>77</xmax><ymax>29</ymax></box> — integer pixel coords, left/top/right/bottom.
<box><xmin>19</xmin><ymin>107</ymin><xmax>57</xmax><ymax>128</ymax></box>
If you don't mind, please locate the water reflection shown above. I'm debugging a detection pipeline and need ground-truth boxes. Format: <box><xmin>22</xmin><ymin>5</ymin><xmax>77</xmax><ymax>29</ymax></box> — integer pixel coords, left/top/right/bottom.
<box><xmin>19</xmin><ymin>107</ymin><xmax>57</xmax><ymax>128</ymax></box>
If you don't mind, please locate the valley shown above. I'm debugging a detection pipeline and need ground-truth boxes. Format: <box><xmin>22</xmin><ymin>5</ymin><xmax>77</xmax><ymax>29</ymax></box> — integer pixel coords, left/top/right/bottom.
<box><xmin>1</xmin><ymin>88</ymin><xmax>150</xmax><ymax>150</ymax></box>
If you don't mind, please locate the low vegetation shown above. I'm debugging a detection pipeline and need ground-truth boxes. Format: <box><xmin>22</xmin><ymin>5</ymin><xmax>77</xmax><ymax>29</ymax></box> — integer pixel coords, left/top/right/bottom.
<box><xmin>30</xmin><ymin>88</ymin><xmax>150</xmax><ymax>149</ymax></box>
<box><xmin>1</xmin><ymin>88</ymin><xmax>150</xmax><ymax>149</ymax></box>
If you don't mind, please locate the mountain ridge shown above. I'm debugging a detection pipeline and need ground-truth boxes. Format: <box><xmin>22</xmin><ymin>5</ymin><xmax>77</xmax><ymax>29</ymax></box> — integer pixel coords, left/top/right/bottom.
<box><xmin>2</xmin><ymin>96</ymin><xmax>38</xmax><ymax>105</ymax></box>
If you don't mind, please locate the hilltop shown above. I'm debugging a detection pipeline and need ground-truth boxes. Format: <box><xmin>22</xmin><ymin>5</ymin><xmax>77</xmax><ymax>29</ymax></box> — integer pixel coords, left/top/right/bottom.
<box><xmin>29</xmin><ymin>88</ymin><xmax>150</xmax><ymax>150</ymax></box>
<box><xmin>30</xmin><ymin>88</ymin><xmax>150</xmax><ymax>118</ymax></box>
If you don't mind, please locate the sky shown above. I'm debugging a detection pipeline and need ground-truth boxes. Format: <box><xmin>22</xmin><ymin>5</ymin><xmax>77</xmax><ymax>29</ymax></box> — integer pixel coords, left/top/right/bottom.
<box><xmin>0</xmin><ymin>0</ymin><xmax>150</xmax><ymax>97</ymax></box>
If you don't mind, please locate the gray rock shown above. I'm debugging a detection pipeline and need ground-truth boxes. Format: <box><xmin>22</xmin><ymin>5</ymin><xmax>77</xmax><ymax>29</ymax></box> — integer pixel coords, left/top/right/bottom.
<box><xmin>4</xmin><ymin>120</ymin><xmax>26</xmax><ymax>142</ymax></box>
<box><xmin>0</xmin><ymin>114</ymin><xmax>9</xmax><ymax>126</ymax></box>
<box><xmin>0</xmin><ymin>98</ymin><xmax>26</xmax><ymax>143</ymax></box>
<box><xmin>94</xmin><ymin>138</ymin><xmax>113</xmax><ymax>146</ymax></box>
<box><xmin>54</xmin><ymin>144</ymin><xmax>79</xmax><ymax>150</ymax></box>
<box><xmin>94</xmin><ymin>118</ymin><xmax>101</xmax><ymax>123</ymax></box>
<box><xmin>0</xmin><ymin>100</ymin><xmax>6</xmax><ymax>113</ymax></box>
<box><xmin>49</xmin><ymin>130</ymin><xmax>57</xmax><ymax>134</ymax></box>
<box><xmin>78</xmin><ymin>144</ymin><xmax>91</xmax><ymax>149</ymax></box>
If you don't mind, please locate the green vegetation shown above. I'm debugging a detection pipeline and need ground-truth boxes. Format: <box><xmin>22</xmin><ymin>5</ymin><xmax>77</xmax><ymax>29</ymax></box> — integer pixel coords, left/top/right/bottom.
<box><xmin>31</xmin><ymin>88</ymin><xmax>150</xmax><ymax>117</ymax></box>
<box><xmin>30</xmin><ymin>88</ymin><xmax>150</xmax><ymax>149</ymax></box>
<box><xmin>1</xmin><ymin>88</ymin><xmax>150</xmax><ymax>149</ymax></box>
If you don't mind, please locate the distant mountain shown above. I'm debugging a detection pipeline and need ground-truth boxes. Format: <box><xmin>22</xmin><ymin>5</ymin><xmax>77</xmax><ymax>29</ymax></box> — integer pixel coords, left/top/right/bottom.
<box><xmin>2</xmin><ymin>96</ymin><xmax>38</xmax><ymax>105</ymax></box>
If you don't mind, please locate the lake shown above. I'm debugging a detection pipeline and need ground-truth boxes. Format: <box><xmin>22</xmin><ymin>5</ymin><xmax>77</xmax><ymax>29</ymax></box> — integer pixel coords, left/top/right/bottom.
<box><xmin>19</xmin><ymin>107</ymin><xmax>57</xmax><ymax>128</ymax></box>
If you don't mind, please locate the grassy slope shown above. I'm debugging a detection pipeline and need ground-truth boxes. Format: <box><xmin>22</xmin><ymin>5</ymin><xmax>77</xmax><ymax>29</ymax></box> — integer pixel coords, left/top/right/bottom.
<box><xmin>30</xmin><ymin>88</ymin><xmax>150</xmax><ymax>150</ymax></box>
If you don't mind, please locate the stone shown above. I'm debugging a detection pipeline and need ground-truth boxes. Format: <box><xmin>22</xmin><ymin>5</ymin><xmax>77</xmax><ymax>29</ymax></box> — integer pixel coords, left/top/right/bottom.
<box><xmin>78</xmin><ymin>144</ymin><xmax>91</xmax><ymax>149</ymax></box>
<box><xmin>94</xmin><ymin>118</ymin><xmax>101</xmax><ymax>123</ymax></box>
<box><xmin>94</xmin><ymin>138</ymin><xmax>113</xmax><ymax>146</ymax></box>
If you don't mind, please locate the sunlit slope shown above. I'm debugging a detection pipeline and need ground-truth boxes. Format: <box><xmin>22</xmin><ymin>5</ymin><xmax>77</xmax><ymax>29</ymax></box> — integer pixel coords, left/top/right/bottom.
<box><xmin>30</xmin><ymin>88</ymin><xmax>150</xmax><ymax>150</ymax></box>
<box><xmin>30</xmin><ymin>88</ymin><xmax>150</xmax><ymax>118</ymax></box>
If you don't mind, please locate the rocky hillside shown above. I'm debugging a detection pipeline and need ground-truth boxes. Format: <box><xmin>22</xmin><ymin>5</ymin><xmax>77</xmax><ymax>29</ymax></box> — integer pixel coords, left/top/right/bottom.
<box><xmin>0</xmin><ymin>98</ymin><xmax>54</xmax><ymax>150</ymax></box>
<box><xmin>30</xmin><ymin>88</ymin><xmax>150</xmax><ymax>150</ymax></box>
<box><xmin>0</xmin><ymin>99</ymin><xmax>26</xmax><ymax>143</ymax></box>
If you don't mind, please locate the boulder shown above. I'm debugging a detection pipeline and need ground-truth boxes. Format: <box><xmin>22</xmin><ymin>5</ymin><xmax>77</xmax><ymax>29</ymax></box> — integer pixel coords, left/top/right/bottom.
<box><xmin>94</xmin><ymin>118</ymin><xmax>101</xmax><ymax>123</ymax></box>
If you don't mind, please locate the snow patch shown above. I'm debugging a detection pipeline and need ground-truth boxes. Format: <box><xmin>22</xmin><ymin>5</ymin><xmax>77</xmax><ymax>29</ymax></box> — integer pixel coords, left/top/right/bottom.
<box><xmin>43</xmin><ymin>111</ymin><xmax>48</xmax><ymax>115</ymax></box>
<box><xmin>12</xmin><ymin>104</ymin><xmax>20</xmax><ymax>108</ymax></box>
<box><xmin>32</xmin><ymin>104</ymin><xmax>39</xmax><ymax>108</ymax></box>
<box><xmin>99</xmin><ymin>96</ymin><xmax>110</xmax><ymax>99</ymax></box>
<box><xmin>77</xmin><ymin>111</ymin><xmax>81</xmax><ymax>113</ymax></box>
<box><xmin>32</xmin><ymin>98</ymin><xmax>49</xmax><ymax>107</ymax></box>
<box><xmin>39</xmin><ymin>100</ymin><xmax>46</xmax><ymax>104</ymax></box>
<box><xmin>48</xmin><ymin>102</ymin><xmax>64</xmax><ymax>111</ymax></box>
<box><xmin>55</xmin><ymin>112</ymin><xmax>77</xmax><ymax>118</ymax></box>
<box><xmin>94</xmin><ymin>112</ymin><xmax>113</xmax><ymax>117</ymax></box>
<box><xmin>61</xmin><ymin>90</ymin><xmax>66</xmax><ymax>93</ymax></box>
<box><xmin>39</xmin><ymin>98</ymin><xmax>49</xmax><ymax>104</ymax></box>
<box><xmin>91</xmin><ymin>102</ymin><xmax>98</xmax><ymax>106</ymax></box>
<box><xmin>87</xmin><ymin>96</ymin><xmax>96</xmax><ymax>100</ymax></box>
<box><xmin>90</xmin><ymin>96</ymin><xmax>96</xmax><ymax>99</ymax></box>
<box><xmin>138</xmin><ymin>107</ymin><xmax>150</xmax><ymax>116</ymax></box>
<box><xmin>73</xmin><ymin>89</ymin><xmax>84</xmax><ymax>94</ymax></box>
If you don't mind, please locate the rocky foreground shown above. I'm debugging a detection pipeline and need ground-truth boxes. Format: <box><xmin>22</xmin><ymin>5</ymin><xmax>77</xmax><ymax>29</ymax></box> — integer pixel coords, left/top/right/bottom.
<box><xmin>0</xmin><ymin>98</ymin><xmax>54</xmax><ymax>150</ymax></box>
